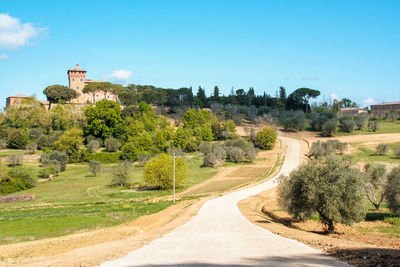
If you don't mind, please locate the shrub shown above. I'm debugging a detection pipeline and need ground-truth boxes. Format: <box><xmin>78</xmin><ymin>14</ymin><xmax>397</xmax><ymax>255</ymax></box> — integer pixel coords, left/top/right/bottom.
<box><xmin>54</xmin><ymin>129</ymin><xmax>84</xmax><ymax>163</ymax></box>
<box><xmin>8</xmin><ymin>154</ymin><xmax>24</xmax><ymax>166</ymax></box>
<box><xmin>110</xmin><ymin>161</ymin><xmax>134</xmax><ymax>187</ymax></box>
<box><xmin>254</xmin><ymin>127</ymin><xmax>277</xmax><ymax>150</ymax></box>
<box><xmin>8</xmin><ymin>166</ymin><xmax>38</xmax><ymax>189</ymax></box>
<box><xmin>385</xmin><ymin>166</ymin><xmax>400</xmax><ymax>213</ymax></box>
<box><xmin>88</xmin><ymin>160</ymin><xmax>103</xmax><ymax>177</ymax></box>
<box><xmin>226</xmin><ymin>147</ymin><xmax>245</xmax><ymax>163</ymax></box>
<box><xmin>203</xmin><ymin>154</ymin><xmax>219</xmax><ymax>167</ymax></box>
<box><xmin>340</xmin><ymin>119</ymin><xmax>355</xmax><ymax>133</ymax></box>
<box><xmin>138</xmin><ymin>153</ymin><xmax>152</xmax><ymax>164</ymax></box>
<box><xmin>376</xmin><ymin>144</ymin><xmax>389</xmax><ymax>155</ymax></box>
<box><xmin>120</xmin><ymin>142</ymin><xmax>139</xmax><ymax>161</ymax></box>
<box><xmin>144</xmin><ymin>153</ymin><xmax>188</xmax><ymax>189</ymax></box>
<box><xmin>29</xmin><ymin>128</ymin><xmax>43</xmax><ymax>142</ymax></box>
<box><xmin>40</xmin><ymin>151</ymin><xmax>68</xmax><ymax>172</ymax></box>
<box><xmin>104</xmin><ymin>137</ymin><xmax>121</xmax><ymax>152</ymax></box>
<box><xmin>38</xmin><ymin>165</ymin><xmax>57</xmax><ymax>178</ymax></box>
<box><xmin>368</xmin><ymin>120</ymin><xmax>380</xmax><ymax>132</ymax></box>
<box><xmin>321</xmin><ymin>119</ymin><xmax>338</xmax><ymax>137</ymax></box>
<box><xmin>278</xmin><ymin>157</ymin><xmax>367</xmax><ymax>233</ymax></box>
<box><xmin>26</xmin><ymin>142</ymin><xmax>37</xmax><ymax>154</ymax></box>
<box><xmin>7</xmin><ymin>129</ymin><xmax>29</xmax><ymax>149</ymax></box>
<box><xmin>88</xmin><ymin>152</ymin><xmax>120</xmax><ymax>163</ymax></box>
<box><xmin>0</xmin><ymin>139</ymin><xmax>6</xmax><ymax>150</ymax></box>
<box><xmin>198</xmin><ymin>142</ymin><xmax>213</xmax><ymax>155</ymax></box>
<box><xmin>309</xmin><ymin>140</ymin><xmax>347</xmax><ymax>159</ymax></box>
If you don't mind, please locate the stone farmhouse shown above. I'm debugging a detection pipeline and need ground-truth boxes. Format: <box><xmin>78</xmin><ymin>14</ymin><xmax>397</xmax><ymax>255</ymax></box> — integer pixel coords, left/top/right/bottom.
<box><xmin>370</xmin><ymin>101</ymin><xmax>400</xmax><ymax>115</ymax></box>
<box><xmin>340</xmin><ymin>107</ymin><xmax>368</xmax><ymax>116</ymax></box>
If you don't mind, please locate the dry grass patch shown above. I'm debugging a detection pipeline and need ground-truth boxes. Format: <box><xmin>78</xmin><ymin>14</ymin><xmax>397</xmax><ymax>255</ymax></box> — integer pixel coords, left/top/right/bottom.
<box><xmin>227</xmin><ymin>167</ymin><xmax>268</xmax><ymax>178</ymax></box>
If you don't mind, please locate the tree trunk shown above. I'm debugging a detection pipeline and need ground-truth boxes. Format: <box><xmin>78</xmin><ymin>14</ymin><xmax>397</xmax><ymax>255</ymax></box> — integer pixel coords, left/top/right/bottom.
<box><xmin>374</xmin><ymin>203</ymin><xmax>380</xmax><ymax>211</ymax></box>
<box><xmin>326</xmin><ymin>220</ymin><xmax>335</xmax><ymax>234</ymax></box>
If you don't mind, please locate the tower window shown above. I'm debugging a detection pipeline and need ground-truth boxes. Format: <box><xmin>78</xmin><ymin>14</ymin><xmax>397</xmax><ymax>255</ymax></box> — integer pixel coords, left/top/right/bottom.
<box><xmin>76</xmin><ymin>86</ymin><xmax>79</xmax><ymax>90</ymax></box>
<box><xmin>72</xmin><ymin>78</ymin><xmax>75</xmax><ymax>82</ymax></box>
<box><xmin>80</xmin><ymin>79</ymin><xmax>83</xmax><ymax>82</ymax></box>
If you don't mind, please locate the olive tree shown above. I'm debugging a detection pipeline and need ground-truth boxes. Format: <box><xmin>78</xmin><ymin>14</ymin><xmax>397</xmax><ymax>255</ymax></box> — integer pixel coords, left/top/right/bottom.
<box><xmin>88</xmin><ymin>160</ymin><xmax>103</xmax><ymax>177</ymax></box>
<box><xmin>110</xmin><ymin>161</ymin><xmax>134</xmax><ymax>186</ymax></box>
<box><xmin>278</xmin><ymin>156</ymin><xmax>367</xmax><ymax>233</ymax></box>
<box><xmin>376</xmin><ymin>144</ymin><xmax>389</xmax><ymax>155</ymax></box>
<box><xmin>104</xmin><ymin>137</ymin><xmax>121</xmax><ymax>152</ymax></box>
<box><xmin>385</xmin><ymin>166</ymin><xmax>400</xmax><ymax>213</ymax></box>
<box><xmin>364</xmin><ymin>164</ymin><xmax>387</xmax><ymax>210</ymax></box>
<box><xmin>26</xmin><ymin>142</ymin><xmax>37</xmax><ymax>154</ymax></box>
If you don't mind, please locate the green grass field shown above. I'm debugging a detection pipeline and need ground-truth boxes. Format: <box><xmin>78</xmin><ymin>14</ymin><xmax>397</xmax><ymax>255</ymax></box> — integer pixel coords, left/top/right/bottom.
<box><xmin>336</xmin><ymin>120</ymin><xmax>400</xmax><ymax>136</ymax></box>
<box><xmin>351</xmin><ymin>143</ymin><xmax>400</xmax><ymax>164</ymax></box>
<box><xmin>0</xmin><ymin>155</ymin><xmax>218</xmax><ymax>244</ymax></box>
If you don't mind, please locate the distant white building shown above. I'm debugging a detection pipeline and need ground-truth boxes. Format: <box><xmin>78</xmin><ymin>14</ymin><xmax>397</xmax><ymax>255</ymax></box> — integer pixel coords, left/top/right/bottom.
<box><xmin>340</xmin><ymin>107</ymin><xmax>367</xmax><ymax>116</ymax></box>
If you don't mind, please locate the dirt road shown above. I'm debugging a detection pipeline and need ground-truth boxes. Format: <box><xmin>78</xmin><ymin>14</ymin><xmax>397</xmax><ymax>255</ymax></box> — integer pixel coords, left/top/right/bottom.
<box><xmin>101</xmin><ymin>137</ymin><xmax>349</xmax><ymax>267</ymax></box>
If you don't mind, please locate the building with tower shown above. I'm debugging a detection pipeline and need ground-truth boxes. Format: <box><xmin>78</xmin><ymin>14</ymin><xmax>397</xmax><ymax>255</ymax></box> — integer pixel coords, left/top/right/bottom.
<box><xmin>67</xmin><ymin>64</ymin><xmax>117</xmax><ymax>104</ymax></box>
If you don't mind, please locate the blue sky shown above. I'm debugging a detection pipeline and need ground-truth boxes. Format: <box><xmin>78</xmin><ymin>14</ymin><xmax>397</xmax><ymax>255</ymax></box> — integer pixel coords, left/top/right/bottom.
<box><xmin>0</xmin><ymin>0</ymin><xmax>399</xmax><ymax>109</ymax></box>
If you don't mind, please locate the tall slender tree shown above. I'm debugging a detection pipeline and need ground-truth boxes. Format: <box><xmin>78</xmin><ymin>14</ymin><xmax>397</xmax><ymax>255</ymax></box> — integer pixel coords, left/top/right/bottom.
<box><xmin>213</xmin><ymin>86</ymin><xmax>220</xmax><ymax>101</ymax></box>
<box><xmin>196</xmin><ymin>86</ymin><xmax>207</xmax><ymax>107</ymax></box>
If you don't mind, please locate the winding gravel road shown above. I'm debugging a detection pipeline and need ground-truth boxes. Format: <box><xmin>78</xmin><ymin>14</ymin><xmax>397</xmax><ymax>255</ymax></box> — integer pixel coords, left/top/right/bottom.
<box><xmin>101</xmin><ymin>137</ymin><xmax>349</xmax><ymax>267</ymax></box>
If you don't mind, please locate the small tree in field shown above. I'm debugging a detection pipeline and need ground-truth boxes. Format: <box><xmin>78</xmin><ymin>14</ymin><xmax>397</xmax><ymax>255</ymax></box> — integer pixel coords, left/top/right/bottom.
<box><xmin>368</xmin><ymin>120</ymin><xmax>380</xmax><ymax>132</ymax></box>
<box><xmin>364</xmin><ymin>164</ymin><xmax>387</xmax><ymax>210</ymax></box>
<box><xmin>278</xmin><ymin>156</ymin><xmax>367</xmax><ymax>233</ymax></box>
<box><xmin>8</xmin><ymin>154</ymin><xmax>23</xmax><ymax>166</ymax></box>
<box><xmin>88</xmin><ymin>160</ymin><xmax>103</xmax><ymax>177</ymax></box>
<box><xmin>385</xmin><ymin>167</ymin><xmax>400</xmax><ymax>213</ymax></box>
<box><xmin>104</xmin><ymin>137</ymin><xmax>121</xmax><ymax>152</ymax></box>
<box><xmin>376</xmin><ymin>144</ymin><xmax>389</xmax><ymax>155</ymax></box>
<box><xmin>26</xmin><ymin>142</ymin><xmax>37</xmax><ymax>154</ymax></box>
<box><xmin>254</xmin><ymin>126</ymin><xmax>277</xmax><ymax>150</ymax></box>
<box><xmin>321</xmin><ymin>119</ymin><xmax>338</xmax><ymax>137</ymax></box>
<box><xmin>0</xmin><ymin>139</ymin><xmax>6</xmax><ymax>150</ymax></box>
<box><xmin>110</xmin><ymin>161</ymin><xmax>134</xmax><ymax>186</ymax></box>
<box><xmin>203</xmin><ymin>154</ymin><xmax>219</xmax><ymax>167</ymax></box>
<box><xmin>144</xmin><ymin>153</ymin><xmax>188</xmax><ymax>189</ymax></box>
<box><xmin>394</xmin><ymin>147</ymin><xmax>400</xmax><ymax>158</ymax></box>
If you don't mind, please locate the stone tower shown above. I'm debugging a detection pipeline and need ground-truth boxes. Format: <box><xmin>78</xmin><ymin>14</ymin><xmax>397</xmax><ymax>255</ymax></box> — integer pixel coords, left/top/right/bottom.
<box><xmin>68</xmin><ymin>64</ymin><xmax>86</xmax><ymax>92</ymax></box>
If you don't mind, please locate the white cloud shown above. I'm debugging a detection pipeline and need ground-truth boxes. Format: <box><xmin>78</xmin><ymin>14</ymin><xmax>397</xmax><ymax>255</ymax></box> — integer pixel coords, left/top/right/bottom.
<box><xmin>329</xmin><ymin>93</ymin><xmax>339</xmax><ymax>103</ymax></box>
<box><xmin>0</xmin><ymin>53</ymin><xmax>7</xmax><ymax>60</ymax></box>
<box><xmin>0</xmin><ymin>13</ymin><xmax>47</xmax><ymax>49</ymax></box>
<box><xmin>109</xmin><ymin>70</ymin><xmax>133</xmax><ymax>83</ymax></box>
<box><xmin>363</xmin><ymin>97</ymin><xmax>376</xmax><ymax>106</ymax></box>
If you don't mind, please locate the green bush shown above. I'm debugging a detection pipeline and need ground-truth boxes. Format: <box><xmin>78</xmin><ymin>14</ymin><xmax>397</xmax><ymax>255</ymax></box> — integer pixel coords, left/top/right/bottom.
<box><xmin>244</xmin><ymin>144</ymin><xmax>257</xmax><ymax>162</ymax></box>
<box><xmin>198</xmin><ymin>142</ymin><xmax>213</xmax><ymax>155</ymax></box>
<box><xmin>120</xmin><ymin>142</ymin><xmax>140</xmax><ymax>161</ymax></box>
<box><xmin>254</xmin><ymin>126</ymin><xmax>277</xmax><ymax>150</ymax></box>
<box><xmin>138</xmin><ymin>153</ymin><xmax>152</xmax><ymax>164</ymax></box>
<box><xmin>7</xmin><ymin>129</ymin><xmax>29</xmax><ymax>149</ymax></box>
<box><xmin>8</xmin><ymin>166</ymin><xmax>38</xmax><ymax>190</ymax></box>
<box><xmin>144</xmin><ymin>153</ymin><xmax>188</xmax><ymax>189</ymax></box>
<box><xmin>38</xmin><ymin>165</ymin><xmax>57</xmax><ymax>178</ymax></box>
<box><xmin>394</xmin><ymin>147</ymin><xmax>400</xmax><ymax>158</ymax></box>
<box><xmin>368</xmin><ymin>120</ymin><xmax>380</xmax><ymax>132</ymax></box>
<box><xmin>88</xmin><ymin>152</ymin><xmax>120</xmax><ymax>163</ymax></box>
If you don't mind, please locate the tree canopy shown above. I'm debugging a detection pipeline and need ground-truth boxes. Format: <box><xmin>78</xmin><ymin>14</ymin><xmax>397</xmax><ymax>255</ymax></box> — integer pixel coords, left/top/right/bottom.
<box><xmin>43</xmin><ymin>85</ymin><xmax>77</xmax><ymax>103</ymax></box>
